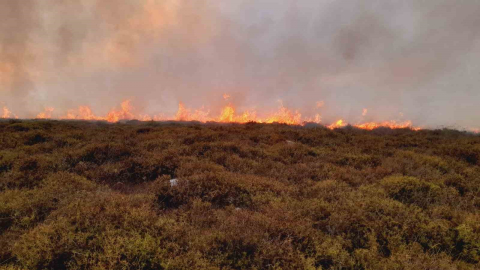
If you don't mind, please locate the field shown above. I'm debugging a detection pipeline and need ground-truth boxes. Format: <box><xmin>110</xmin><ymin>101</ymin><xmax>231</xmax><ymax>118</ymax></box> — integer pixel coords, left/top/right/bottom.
<box><xmin>0</xmin><ymin>119</ymin><xmax>479</xmax><ymax>269</ymax></box>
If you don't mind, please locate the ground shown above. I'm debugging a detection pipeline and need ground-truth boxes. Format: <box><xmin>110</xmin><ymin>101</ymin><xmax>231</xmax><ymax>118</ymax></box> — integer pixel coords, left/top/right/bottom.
<box><xmin>0</xmin><ymin>119</ymin><xmax>479</xmax><ymax>269</ymax></box>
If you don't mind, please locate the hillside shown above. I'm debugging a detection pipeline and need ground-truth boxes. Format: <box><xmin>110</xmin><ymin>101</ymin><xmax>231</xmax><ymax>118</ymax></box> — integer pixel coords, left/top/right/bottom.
<box><xmin>0</xmin><ymin>120</ymin><xmax>479</xmax><ymax>269</ymax></box>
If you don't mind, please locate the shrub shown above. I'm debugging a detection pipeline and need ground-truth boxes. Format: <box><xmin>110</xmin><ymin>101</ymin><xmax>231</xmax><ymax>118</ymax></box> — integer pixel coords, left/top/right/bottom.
<box><xmin>12</xmin><ymin>192</ymin><xmax>166</xmax><ymax>270</ymax></box>
<box><xmin>381</xmin><ymin>176</ymin><xmax>441</xmax><ymax>208</ymax></box>
<box><xmin>24</xmin><ymin>132</ymin><xmax>49</xmax><ymax>146</ymax></box>
<box><xmin>0</xmin><ymin>121</ymin><xmax>479</xmax><ymax>269</ymax></box>
<box><xmin>155</xmin><ymin>172</ymin><xmax>253</xmax><ymax>209</ymax></box>
<box><xmin>0</xmin><ymin>173</ymin><xmax>96</xmax><ymax>231</ymax></box>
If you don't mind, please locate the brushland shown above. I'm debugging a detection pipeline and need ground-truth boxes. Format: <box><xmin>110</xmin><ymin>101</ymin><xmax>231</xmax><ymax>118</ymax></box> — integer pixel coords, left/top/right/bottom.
<box><xmin>0</xmin><ymin>119</ymin><xmax>479</xmax><ymax>269</ymax></box>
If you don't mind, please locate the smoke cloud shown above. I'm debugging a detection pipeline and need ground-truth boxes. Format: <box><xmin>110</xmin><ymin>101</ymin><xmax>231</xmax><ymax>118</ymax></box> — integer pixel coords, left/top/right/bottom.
<box><xmin>1</xmin><ymin>0</ymin><xmax>479</xmax><ymax>129</ymax></box>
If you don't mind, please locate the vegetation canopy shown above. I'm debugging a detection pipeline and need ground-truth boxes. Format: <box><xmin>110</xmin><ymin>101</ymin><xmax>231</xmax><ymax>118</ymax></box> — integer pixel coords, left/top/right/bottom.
<box><xmin>0</xmin><ymin>120</ymin><xmax>479</xmax><ymax>269</ymax></box>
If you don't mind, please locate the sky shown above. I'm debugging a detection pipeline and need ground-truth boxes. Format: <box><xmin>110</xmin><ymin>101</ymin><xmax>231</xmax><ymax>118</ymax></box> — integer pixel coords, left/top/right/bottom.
<box><xmin>1</xmin><ymin>0</ymin><xmax>479</xmax><ymax>129</ymax></box>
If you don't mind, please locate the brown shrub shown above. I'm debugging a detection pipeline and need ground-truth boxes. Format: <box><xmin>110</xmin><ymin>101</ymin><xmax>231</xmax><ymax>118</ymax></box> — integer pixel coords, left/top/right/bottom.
<box><xmin>0</xmin><ymin>121</ymin><xmax>479</xmax><ymax>269</ymax></box>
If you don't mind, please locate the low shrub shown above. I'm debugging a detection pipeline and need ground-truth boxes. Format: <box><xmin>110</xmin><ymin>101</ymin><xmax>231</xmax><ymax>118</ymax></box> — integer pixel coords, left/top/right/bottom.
<box><xmin>0</xmin><ymin>121</ymin><xmax>478</xmax><ymax>269</ymax></box>
<box><xmin>381</xmin><ymin>176</ymin><xmax>442</xmax><ymax>208</ymax></box>
<box><xmin>155</xmin><ymin>172</ymin><xmax>253</xmax><ymax>209</ymax></box>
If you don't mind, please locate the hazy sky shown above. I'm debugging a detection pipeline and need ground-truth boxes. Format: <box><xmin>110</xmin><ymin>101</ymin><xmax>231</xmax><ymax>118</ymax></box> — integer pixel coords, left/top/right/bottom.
<box><xmin>1</xmin><ymin>0</ymin><xmax>479</xmax><ymax>128</ymax></box>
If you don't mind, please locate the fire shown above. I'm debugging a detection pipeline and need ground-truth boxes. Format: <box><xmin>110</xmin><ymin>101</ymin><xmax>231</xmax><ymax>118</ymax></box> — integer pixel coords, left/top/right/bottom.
<box><xmin>175</xmin><ymin>102</ymin><xmax>190</xmax><ymax>121</ymax></box>
<box><xmin>354</xmin><ymin>121</ymin><xmax>415</xmax><ymax>130</ymax></box>
<box><xmin>36</xmin><ymin>107</ymin><xmax>55</xmax><ymax>119</ymax></box>
<box><xmin>327</xmin><ymin>119</ymin><xmax>347</xmax><ymax>130</ymax></box>
<box><xmin>106</xmin><ymin>100</ymin><xmax>135</xmax><ymax>122</ymax></box>
<box><xmin>2</xmin><ymin>106</ymin><xmax>17</xmax><ymax>119</ymax></box>
<box><xmin>305</xmin><ymin>114</ymin><xmax>322</xmax><ymax>124</ymax></box>
<box><xmin>264</xmin><ymin>102</ymin><xmax>302</xmax><ymax>125</ymax></box>
<box><xmin>219</xmin><ymin>105</ymin><xmax>235</xmax><ymax>122</ymax></box>
<box><xmin>64</xmin><ymin>106</ymin><xmax>100</xmax><ymax>121</ymax></box>
<box><xmin>5</xmin><ymin>94</ymin><xmax>426</xmax><ymax>130</ymax></box>
<box><xmin>240</xmin><ymin>111</ymin><xmax>257</xmax><ymax>123</ymax></box>
<box><xmin>61</xmin><ymin>100</ymin><xmax>136</xmax><ymax>123</ymax></box>
<box><xmin>175</xmin><ymin>103</ymin><xmax>211</xmax><ymax>122</ymax></box>
<box><xmin>175</xmin><ymin>100</ymin><xmax>303</xmax><ymax>124</ymax></box>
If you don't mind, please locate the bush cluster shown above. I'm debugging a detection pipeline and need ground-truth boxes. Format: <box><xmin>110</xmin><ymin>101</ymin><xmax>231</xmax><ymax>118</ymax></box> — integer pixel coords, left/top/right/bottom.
<box><xmin>0</xmin><ymin>120</ymin><xmax>479</xmax><ymax>269</ymax></box>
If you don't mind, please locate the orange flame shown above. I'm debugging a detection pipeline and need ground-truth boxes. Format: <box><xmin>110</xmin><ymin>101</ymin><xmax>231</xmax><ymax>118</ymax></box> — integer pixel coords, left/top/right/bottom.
<box><xmin>61</xmin><ymin>100</ymin><xmax>137</xmax><ymax>123</ymax></box>
<box><xmin>63</xmin><ymin>106</ymin><xmax>101</xmax><ymax>121</ymax></box>
<box><xmin>327</xmin><ymin>119</ymin><xmax>347</xmax><ymax>130</ymax></box>
<box><xmin>304</xmin><ymin>114</ymin><xmax>322</xmax><ymax>124</ymax></box>
<box><xmin>175</xmin><ymin>103</ymin><xmax>211</xmax><ymax>122</ymax></box>
<box><xmin>13</xmin><ymin>94</ymin><xmax>425</xmax><ymax>130</ymax></box>
<box><xmin>36</xmin><ymin>107</ymin><xmax>55</xmax><ymax>119</ymax></box>
<box><xmin>105</xmin><ymin>100</ymin><xmax>134</xmax><ymax>122</ymax></box>
<box><xmin>219</xmin><ymin>105</ymin><xmax>235</xmax><ymax>122</ymax></box>
<box><xmin>264</xmin><ymin>102</ymin><xmax>302</xmax><ymax>125</ymax></box>
<box><xmin>354</xmin><ymin>120</ymin><xmax>416</xmax><ymax>130</ymax></box>
<box><xmin>2</xmin><ymin>106</ymin><xmax>17</xmax><ymax>119</ymax></box>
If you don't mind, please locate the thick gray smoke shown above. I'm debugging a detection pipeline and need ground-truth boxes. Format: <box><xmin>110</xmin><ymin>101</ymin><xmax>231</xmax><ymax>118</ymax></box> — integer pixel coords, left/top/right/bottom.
<box><xmin>1</xmin><ymin>0</ymin><xmax>479</xmax><ymax>129</ymax></box>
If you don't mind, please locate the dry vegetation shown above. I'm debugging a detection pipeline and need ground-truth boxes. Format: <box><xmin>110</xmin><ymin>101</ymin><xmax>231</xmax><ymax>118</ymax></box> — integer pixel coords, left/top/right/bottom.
<box><xmin>0</xmin><ymin>119</ymin><xmax>479</xmax><ymax>269</ymax></box>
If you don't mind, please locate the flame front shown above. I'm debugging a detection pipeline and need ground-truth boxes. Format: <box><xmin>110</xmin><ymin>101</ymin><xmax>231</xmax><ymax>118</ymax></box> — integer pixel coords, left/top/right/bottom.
<box><xmin>354</xmin><ymin>121</ymin><xmax>416</xmax><ymax>130</ymax></box>
<box><xmin>1</xmin><ymin>95</ymin><xmax>433</xmax><ymax>131</ymax></box>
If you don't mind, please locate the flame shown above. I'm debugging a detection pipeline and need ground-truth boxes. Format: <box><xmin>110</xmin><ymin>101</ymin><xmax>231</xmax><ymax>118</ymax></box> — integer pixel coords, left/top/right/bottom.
<box><xmin>304</xmin><ymin>114</ymin><xmax>322</xmax><ymax>124</ymax></box>
<box><xmin>240</xmin><ymin>111</ymin><xmax>258</xmax><ymax>123</ymax></box>
<box><xmin>63</xmin><ymin>106</ymin><xmax>104</xmax><ymax>121</ymax></box>
<box><xmin>2</xmin><ymin>106</ymin><xmax>17</xmax><ymax>119</ymax></box>
<box><xmin>219</xmin><ymin>105</ymin><xmax>235</xmax><ymax>122</ymax></box>
<box><xmin>36</xmin><ymin>107</ymin><xmax>55</xmax><ymax>119</ymax></box>
<box><xmin>175</xmin><ymin>103</ymin><xmax>212</xmax><ymax>122</ymax></box>
<box><xmin>61</xmin><ymin>100</ymin><xmax>136</xmax><ymax>123</ymax></box>
<box><xmin>6</xmin><ymin>94</ymin><xmax>426</xmax><ymax>130</ymax></box>
<box><xmin>264</xmin><ymin>102</ymin><xmax>302</xmax><ymax>125</ymax></box>
<box><xmin>105</xmin><ymin>100</ymin><xmax>135</xmax><ymax>122</ymax></box>
<box><xmin>175</xmin><ymin>102</ymin><xmax>190</xmax><ymax>121</ymax></box>
<box><xmin>354</xmin><ymin>120</ymin><xmax>417</xmax><ymax>130</ymax></box>
<box><xmin>327</xmin><ymin>119</ymin><xmax>347</xmax><ymax>130</ymax></box>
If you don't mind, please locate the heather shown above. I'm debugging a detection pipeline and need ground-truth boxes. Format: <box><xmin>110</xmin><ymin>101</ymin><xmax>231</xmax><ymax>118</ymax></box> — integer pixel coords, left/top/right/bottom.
<box><xmin>0</xmin><ymin>119</ymin><xmax>479</xmax><ymax>269</ymax></box>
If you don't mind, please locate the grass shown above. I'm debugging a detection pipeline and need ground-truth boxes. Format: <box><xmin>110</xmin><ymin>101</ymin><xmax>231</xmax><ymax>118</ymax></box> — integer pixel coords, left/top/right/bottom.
<box><xmin>0</xmin><ymin>119</ymin><xmax>479</xmax><ymax>269</ymax></box>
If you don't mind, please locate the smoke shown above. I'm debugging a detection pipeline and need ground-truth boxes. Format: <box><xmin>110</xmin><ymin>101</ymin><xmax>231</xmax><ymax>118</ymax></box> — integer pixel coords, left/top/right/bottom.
<box><xmin>1</xmin><ymin>0</ymin><xmax>479</xmax><ymax>128</ymax></box>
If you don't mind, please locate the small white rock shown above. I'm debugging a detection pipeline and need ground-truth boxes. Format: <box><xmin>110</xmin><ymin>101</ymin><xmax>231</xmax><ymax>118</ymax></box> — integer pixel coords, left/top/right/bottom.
<box><xmin>170</xmin><ymin>179</ymin><xmax>178</xmax><ymax>187</ymax></box>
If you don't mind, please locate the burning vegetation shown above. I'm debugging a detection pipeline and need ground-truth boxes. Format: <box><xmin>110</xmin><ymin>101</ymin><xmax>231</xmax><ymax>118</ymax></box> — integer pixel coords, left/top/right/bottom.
<box><xmin>1</xmin><ymin>95</ymin><xmax>425</xmax><ymax>131</ymax></box>
<box><xmin>0</xmin><ymin>120</ymin><xmax>479</xmax><ymax>269</ymax></box>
